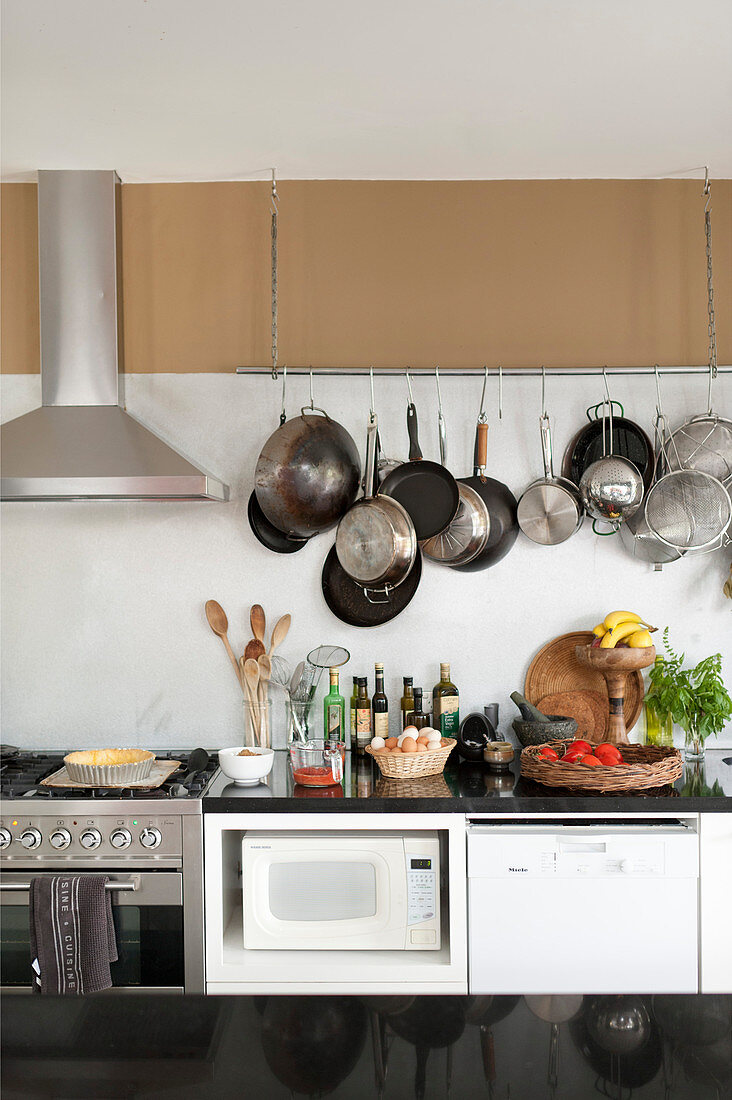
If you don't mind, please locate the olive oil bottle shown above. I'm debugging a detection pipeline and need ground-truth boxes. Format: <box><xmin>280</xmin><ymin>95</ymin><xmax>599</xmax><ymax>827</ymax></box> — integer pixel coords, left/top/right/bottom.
<box><xmin>355</xmin><ymin>677</ymin><xmax>372</xmax><ymax>755</ymax></box>
<box><xmin>400</xmin><ymin>676</ymin><xmax>415</xmax><ymax>730</ymax></box>
<box><xmin>349</xmin><ymin>676</ymin><xmax>359</xmax><ymax>751</ymax></box>
<box><xmin>411</xmin><ymin>687</ymin><xmax>430</xmax><ymax>730</ymax></box>
<box><xmin>432</xmin><ymin>662</ymin><xmax>459</xmax><ymax>736</ymax></box>
<box><xmin>323</xmin><ymin>668</ymin><xmax>346</xmax><ymax>742</ymax></box>
<box><xmin>372</xmin><ymin>663</ymin><xmax>389</xmax><ymax>740</ymax></box>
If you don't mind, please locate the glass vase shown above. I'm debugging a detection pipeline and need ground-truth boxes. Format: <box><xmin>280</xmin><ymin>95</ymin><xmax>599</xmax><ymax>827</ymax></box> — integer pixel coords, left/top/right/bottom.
<box><xmin>286</xmin><ymin>697</ymin><xmax>318</xmax><ymax>743</ymax></box>
<box><xmin>243</xmin><ymin>693</ymin><xmax>272</xmax><ymax>749</ymax></box>
<box><xmin>683</xmin><ymin>733</ymin><xmax>705</xmax><ymax>763</ymax></box>
<box><xmin>643</xmin><ymin>701</ymin><xmax>674</xmax><ymax>747</ymax></box>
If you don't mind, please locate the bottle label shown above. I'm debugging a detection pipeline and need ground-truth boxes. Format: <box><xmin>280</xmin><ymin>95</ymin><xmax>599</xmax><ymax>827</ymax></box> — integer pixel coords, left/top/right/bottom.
<box><xmin>328</xmin><ymin>705</ymin><xmax>343</xmax><ymax>739</ymax></box>
<box><xmin>439</xmin><ymin>697</ymin><xmax>459</xmax><ymax>736</ymax></box>
<box><xmin>373</xmin><ymin>712</ymin><xmax>389</xmax><ymax>739</ymax></box>
<box><xmin>356</xmin><ymin>709</ymin><xmax>372</xmax><ymax>745</ymax></box>
<box><xmin>350</xmin><ymin>705</ymin><xmax>357</xmax><ymax>736</ymax></box>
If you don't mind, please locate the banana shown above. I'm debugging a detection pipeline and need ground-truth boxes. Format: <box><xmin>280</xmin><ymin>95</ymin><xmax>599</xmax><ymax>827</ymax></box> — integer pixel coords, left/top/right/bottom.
<box><xmin>603</xmin><ymin>610</ymin><xmax>643</xmax><ymax>632</ymax></box>
<box><xmin>601</xmin><ymin>619</ymin><xmax>649</xmax><ymax>648</ymax></box>
<box><xmin>627</xmin><ymin>629</ymin><xmax>654</xmax><ymax>648</ymax></box>
<box><xmin>592</xmin><ymin>623</ymin><xmax>608</xmax><ymax>637</ymax></box>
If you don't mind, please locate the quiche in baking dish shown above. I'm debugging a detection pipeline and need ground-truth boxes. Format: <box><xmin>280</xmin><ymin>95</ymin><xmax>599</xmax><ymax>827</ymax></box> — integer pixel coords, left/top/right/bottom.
<box><xmin>64</xmin><ymin>748</ymin><xmax>155</xmax><ymax>784</ymax></box>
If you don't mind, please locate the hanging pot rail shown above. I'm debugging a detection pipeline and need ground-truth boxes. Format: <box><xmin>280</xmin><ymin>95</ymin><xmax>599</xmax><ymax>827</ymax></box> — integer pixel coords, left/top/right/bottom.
<box><xmin>236</xmin><ymin>364</ymin><xmax>731</xmax><ymax>378</ymax></box>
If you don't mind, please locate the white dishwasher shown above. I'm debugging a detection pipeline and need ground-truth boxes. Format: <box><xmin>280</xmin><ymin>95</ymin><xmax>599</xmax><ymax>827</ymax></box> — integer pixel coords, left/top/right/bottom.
<box><xmin>468</xmin><ymin>817</ymin><xmax>699</xmax><ymax>995</ymax></box>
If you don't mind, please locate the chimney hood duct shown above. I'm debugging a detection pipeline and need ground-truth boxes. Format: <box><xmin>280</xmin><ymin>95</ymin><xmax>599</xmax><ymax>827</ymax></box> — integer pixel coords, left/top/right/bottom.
<box><xmin>1</xmin><ymin>171</ymin><xmax>229</xmax><ymax>501</ymax></box>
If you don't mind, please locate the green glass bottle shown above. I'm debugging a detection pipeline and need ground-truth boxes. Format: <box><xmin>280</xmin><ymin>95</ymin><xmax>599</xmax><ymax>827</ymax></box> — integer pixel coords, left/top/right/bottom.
<box><xmin>372</xmin><ymin>663</ymin><xmax>389</xmax><ymax>741</ymax></box>
<box><xmin>355</xmin><ymin>677</ymin><xmax>372</xmax><ymax>755</ymax></box>
<box><xmin>400</xmin><ymin>676</ymin><xmax>415</xmax><ymax>730</ymax></box>
<box><xmin>432</xmin><ymin>662</ymin><xmax>459</xmax><ymax>736</ymax></box>
<box><xmin>323</xmin><ymin>668</ymin><xmax>346</xmax><ymax>742</ymax></box>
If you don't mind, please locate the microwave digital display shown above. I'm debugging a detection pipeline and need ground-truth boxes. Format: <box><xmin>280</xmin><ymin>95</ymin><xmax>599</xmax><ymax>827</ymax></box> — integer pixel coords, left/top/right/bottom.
<box><xmin>410</xmin><ymin>858</ymin><xmax>432</xmax><ymax>869</ymax></box>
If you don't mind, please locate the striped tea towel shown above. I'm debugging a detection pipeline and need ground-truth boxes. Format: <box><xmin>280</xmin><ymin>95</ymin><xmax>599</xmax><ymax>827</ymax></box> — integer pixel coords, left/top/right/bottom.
<box><xmin>29</xmin><ymin>875</ymin><xmax>118</xmax><ymax>994</ymax></box>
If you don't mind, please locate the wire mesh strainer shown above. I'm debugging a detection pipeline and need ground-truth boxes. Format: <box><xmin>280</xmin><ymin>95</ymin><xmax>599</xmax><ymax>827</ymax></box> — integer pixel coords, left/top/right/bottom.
<box><xmin>646</xmin><ymin>366</ymin><xmax>732</xmax><ymax>553</ymax></box>
<box><xmin>645</xmin><ymin>469</ymin><xmax>730</xmax><ymax>552</ymax></box>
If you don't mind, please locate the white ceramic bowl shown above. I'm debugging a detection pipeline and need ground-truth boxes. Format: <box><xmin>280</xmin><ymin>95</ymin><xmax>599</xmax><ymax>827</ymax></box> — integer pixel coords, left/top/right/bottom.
<box><xmin>218</xmin><ymin>746</ymin><xmax>275</xmax><ymax>787</ymax></box>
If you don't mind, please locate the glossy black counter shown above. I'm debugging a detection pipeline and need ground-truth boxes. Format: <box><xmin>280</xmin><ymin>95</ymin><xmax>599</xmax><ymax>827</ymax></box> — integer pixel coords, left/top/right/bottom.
<box><xmin>3</xmin><ymin>993</ymin><xmax>730</xmax><ymax>1098</ymax></box>
<box><xmin>203</xmin><ymin>749</ymin><xmax>732</xmax><ymax>813</ymax></box>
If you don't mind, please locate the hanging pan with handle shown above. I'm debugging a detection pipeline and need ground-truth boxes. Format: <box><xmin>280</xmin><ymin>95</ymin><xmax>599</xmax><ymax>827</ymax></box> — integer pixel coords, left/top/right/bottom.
<box><xmin>518</xmin><ymin>413</ymin><xmax>583</xmax><ymax>545</ymax></box>
<box><xmin>380</xmin><ymin>398</ymin><xmax>460</xmax><ymax>541</ymax></box>
<box><xmin>322</xmin><ymin>544</ymin><xmax>422</xmax><ymax>627</ymax></box>
<box><xmin>563</xmin><ymin>400</ymin><xmax>655</xmax><ymax>494</ymax></box>
<box><xmin>335</xmin><ymin>414</ymin><xmax>417</xmax><ymax>588</ymax></box>
<box><xmin>421</xmin><ymin>381</ymin><xmax>490</xmax><ymax>567</ymax></box>
<box><xmin>452</xmin><ymin>419</ymin><xmax>519</xmax><ymax>572</ymax></box>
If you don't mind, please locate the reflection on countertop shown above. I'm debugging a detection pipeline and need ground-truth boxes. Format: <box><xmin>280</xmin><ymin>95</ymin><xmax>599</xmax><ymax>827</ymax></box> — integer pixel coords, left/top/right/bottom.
<box><xmin>3</xmin><ymin>993</ymin><xmax>730</xmax><ymax>1098</ymax></box>
<box><xmin>202</xmin><ymin>749</ymin><xmax>732</xmax><ymax>813</ymax></box>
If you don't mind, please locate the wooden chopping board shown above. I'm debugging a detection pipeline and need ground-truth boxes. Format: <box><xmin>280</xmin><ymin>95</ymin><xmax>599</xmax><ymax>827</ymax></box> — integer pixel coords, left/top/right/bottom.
<box><xmin>525</xmin><ymin>631</ymin><xmax>644</xmax><ymax>734</ymax></box>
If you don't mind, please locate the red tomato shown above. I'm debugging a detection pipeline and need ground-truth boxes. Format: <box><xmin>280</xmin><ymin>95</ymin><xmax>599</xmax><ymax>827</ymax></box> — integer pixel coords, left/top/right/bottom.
<box><xmin>538</xmin><ymin>747</ymin><xmax>559</xmax><ymax>761</ymax></box>
<box><xmin>567</xmin><ymin>740</ymin><xmax>592</xmax><ymax>755</ymax></box>
<box><xmin>560</xmin><ymin>750</ymin><xmax>584</xmax><ymax>763</ymax></box>
<box><xmin>595</xmin><ymin>742</ymin><xmax>622</xmax><ymax>757</ymax></box>
<box><xmin>580</xmin><ymin>755</ymin><xmax>602</xmax><ymax>766</ymax></box>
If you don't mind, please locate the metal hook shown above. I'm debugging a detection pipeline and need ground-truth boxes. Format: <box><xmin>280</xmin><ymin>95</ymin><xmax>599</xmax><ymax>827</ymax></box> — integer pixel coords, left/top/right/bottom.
<box><xmin>308</xmin><ymin>366</ymin><xmax>314</xmax><ymax>410</ymax></box>
<box><xmin>498</xmin><ymin>365</ymin><xmax>503</xmax><ymax>420</ymax></box>
<box><xmin>279</xmin><ymin>365</ymin><xmax>287</xmax><ymax>425</ymax></box>
<box><xmin>436</xmin><ymin>365</ymin><xmax>446</xmax><ymax>465</ymax></box>
<box><xmin>653</xmin><ymin>364</ymin><xmax>662</xmax><ymax>415</ymax></box>
<box><xmin>541</xmin><ymin>366</ymin><xmax>547</xmax><ymax>418</ymax></box>
<box><xmin>478</xmin><ymin>365</ymin><xmax>488</xmax><ymax>423</ymax></box>
<box><xmin>369</xmin><ymin>365</ymin><xmax>376</xmax><ymax>424</ymax></box>
<box><xmin>435</xmin><ymin>365</ymin><xmax>444</xmax><ymax>414</ymax></box>
<box><xmin>602</xmin><ymin>368</ymin><xmax>614</xmax><ymax>454</ymax></box>
<box><xmin>405</xmin><ymin>369</ymin><xmax>414</xmax><ymax>404</ymax></box>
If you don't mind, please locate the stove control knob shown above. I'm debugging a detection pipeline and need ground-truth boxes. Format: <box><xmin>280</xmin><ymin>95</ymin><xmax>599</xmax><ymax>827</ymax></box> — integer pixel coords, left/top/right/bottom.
<box><xmin>18</xmin><ymin>828</ymin><xmax>42</xmax><ymax>849</ymax></box>
<box><xmin>79</xmin><ymin>828</ymin><xmax>102</xmax><ymax>850</ymax></box>
<box><xmin>49</xmin><ymin>828</ymin><xmax>72</xmax><ymax>850</ymax></box>
<box><xmin>110</xmin><ymin>828</ymin><xmax>131</xmax><ymax>850</ymax></box>
<box><xmin>0</xmin><ymin>828</ymin><xmax>12</xmax><ymax>849</ymax></box>
<box><xmin>139</xmin><ymin>827</ymin><xmax>162</xmax><ymax>849</ymax></box>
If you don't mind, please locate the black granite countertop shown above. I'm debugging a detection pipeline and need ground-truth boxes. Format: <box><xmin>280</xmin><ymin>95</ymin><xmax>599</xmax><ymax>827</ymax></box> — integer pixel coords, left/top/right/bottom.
<box><xmin>3</xmin><ymin>993</ymin><xmax>730</xmax><ymax>1098</ymax></box>
<box><xmin>203</xmin><ymin>748</ymin><xmax>732</xmax><ymax>813</ymax></box>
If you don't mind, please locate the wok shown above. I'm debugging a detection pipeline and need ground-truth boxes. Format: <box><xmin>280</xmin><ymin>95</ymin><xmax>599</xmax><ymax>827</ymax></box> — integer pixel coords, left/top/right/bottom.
<box><xmin>255</xmin><ymin>407</ymin><xmax>361</xmax><ymax>538</ymax></box>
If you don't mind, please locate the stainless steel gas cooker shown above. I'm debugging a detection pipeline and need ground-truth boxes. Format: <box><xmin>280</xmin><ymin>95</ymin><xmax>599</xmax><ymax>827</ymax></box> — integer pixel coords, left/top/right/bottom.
<box><xmin>0</xmin><ymin>748</ymin><xmax>218</xmax><ymax>994</ymax></box>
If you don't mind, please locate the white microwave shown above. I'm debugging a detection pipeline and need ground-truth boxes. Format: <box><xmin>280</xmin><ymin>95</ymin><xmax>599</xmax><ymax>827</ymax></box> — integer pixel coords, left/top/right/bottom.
<box><xmin>241</xmin><ymin>832</ymin><xmax>441</xmax><ymax>951</ymax></box>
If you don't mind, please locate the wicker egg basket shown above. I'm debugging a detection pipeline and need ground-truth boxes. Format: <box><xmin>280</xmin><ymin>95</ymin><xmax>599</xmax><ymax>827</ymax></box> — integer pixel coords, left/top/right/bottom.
<box><xmin>365</xmin><ymin>738</ymin><xmax>456</xmax><ymax>779</ymax></box>
<box><xmin>520</xmin><ymin>740</ymin><xmax>683</xmax><ymax>792</ymax></box>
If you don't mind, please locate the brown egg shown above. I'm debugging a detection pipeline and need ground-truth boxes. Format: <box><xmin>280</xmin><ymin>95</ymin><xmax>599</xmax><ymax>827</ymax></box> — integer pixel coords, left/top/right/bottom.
<box><xmin>401</xmin><ymin>737</ymin><xmax>418</xmax><ymax>753</ymax></box>
<box><xmin>385</xmin><ymin>737</ymin><xmax>398</xmax><ymax>749</ymax></box>
<box><xmin>416</xmin><ymin>743</ymin><xmax>429</xmax><ymax>752</ymax></box>
<box><xmin>416</xmin><ymin>735</ymin><xmax>430</xmax><ymax>746</ymax></box>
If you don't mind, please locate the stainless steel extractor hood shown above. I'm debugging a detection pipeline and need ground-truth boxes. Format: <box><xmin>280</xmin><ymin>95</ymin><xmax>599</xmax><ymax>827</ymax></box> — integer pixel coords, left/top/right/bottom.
<box><xmin>1</xmin><ymin>171</ymin><xmax>228</xmax><ymax>501</ymax></box>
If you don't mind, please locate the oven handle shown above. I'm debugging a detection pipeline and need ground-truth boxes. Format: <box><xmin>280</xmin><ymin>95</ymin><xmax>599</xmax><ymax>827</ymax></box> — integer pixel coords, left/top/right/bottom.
<box><xmin>0</xmin><ymin>880</ymin><xmax>137</xmax><ymax>892</ymax></box>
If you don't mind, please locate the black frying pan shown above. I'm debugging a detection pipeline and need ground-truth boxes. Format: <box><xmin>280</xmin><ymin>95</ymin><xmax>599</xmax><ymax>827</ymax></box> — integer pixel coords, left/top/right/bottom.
<box><xmin>453</xmin><ymin>421</ymin><xmax>519</xmax><ymax>572</ymax></box>
<box><xmin>563</xmin><ymin>402</ymin><xmax>655</xmax><ymax>493</ymax></box>
<box><xmin>247</xmin><ymin>491</ymin><xmax>309</xmax><ymax>553</ymax></box>
<box><xmin>322</xmin><ymin>544</ymin><xmax>422</xmax><ymax>627</ymax></box>
<box><xmin>380</xmin><ymin>403</ymin><xmax>460</xmax><ymax>540</ymax></box>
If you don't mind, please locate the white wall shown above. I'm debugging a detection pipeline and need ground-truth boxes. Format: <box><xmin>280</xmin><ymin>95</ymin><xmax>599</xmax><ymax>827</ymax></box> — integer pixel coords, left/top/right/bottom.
<box><xmin>1</xmin><ymin>369</ymin><xmax>731</xmax><ymax>751</ymax></box>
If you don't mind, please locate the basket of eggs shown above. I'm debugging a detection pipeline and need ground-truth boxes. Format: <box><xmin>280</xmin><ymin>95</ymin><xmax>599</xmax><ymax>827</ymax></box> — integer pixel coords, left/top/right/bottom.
<box><xmin>365</xmin><ymin>726</ymin><xmax>456</xmax><ymax>779</ymax></box>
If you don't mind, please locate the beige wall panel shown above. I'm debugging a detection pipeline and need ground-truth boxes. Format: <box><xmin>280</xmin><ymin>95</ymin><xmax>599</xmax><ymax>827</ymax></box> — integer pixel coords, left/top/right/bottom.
<box><xmin>1</xmin><ymin>183</ymin><xmax>40</xmax><ymax>373</ymax></box>
<box><xmin>2</xmin><ymin>180</ymin><xmax>730</xmax><ymax>373</ymax></box>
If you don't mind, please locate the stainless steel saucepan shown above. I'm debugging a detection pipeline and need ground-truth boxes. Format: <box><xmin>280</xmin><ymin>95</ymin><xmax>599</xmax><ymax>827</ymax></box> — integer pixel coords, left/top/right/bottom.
<box><xmin>518</xmin><ymin>414</ymin><xmax>583</xmax><ymax>545</ymax></box>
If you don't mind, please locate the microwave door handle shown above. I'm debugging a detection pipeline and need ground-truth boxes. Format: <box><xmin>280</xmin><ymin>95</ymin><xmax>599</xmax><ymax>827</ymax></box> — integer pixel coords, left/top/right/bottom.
<box><xmin>0</xmin><ymin>880</ymin><xmax>137</xmax><ymax>892</ymax></box>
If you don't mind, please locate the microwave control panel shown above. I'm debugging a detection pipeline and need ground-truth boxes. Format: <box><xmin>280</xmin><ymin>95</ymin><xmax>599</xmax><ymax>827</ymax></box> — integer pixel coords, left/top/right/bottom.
<box><xmin>405</xmin><ymin>838</ymin><xmax>440</xmax><ymax>947</ymax></box>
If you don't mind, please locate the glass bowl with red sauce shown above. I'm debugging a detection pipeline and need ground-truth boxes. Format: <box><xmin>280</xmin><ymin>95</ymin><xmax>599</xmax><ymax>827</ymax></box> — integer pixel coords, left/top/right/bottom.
<box><xmin>289</xmin><ymin>739</ymin><xmax>345</xmax><ymax>787</ymax></box>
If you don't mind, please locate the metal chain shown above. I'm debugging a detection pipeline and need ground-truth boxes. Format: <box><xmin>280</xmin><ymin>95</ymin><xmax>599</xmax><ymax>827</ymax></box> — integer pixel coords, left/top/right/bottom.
<box><xmin>270</xmin><ymin>170</ymin><xmax>279</xmax><ymax>380</ymax></box>
<box><xmin>704</xmin><ymin>170</ymin><xmax>717</xmax><ymax>411</ymax></box>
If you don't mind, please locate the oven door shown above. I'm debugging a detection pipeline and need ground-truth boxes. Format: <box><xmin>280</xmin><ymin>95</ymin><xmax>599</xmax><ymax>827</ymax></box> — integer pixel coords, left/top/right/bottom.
<box><xmin>0</xmin><ymin>871</ymin><xmax>185</xmax><ymax>994</ymax></box>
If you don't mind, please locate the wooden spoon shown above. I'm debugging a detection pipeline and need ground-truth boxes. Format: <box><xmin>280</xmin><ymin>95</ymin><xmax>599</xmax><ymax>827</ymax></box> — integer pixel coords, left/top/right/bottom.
<box><xmin>257</xmin><ymin>654</ymin><xmax>273</xmax><ymax>747</ymax></box>
<box><xmin>205</xmin><ymin>600</ymin><xmax>244</xmax><ymax>691</ymax></box>
<box><xmin>250</xmin><ymin>604</ymin><xmax>266</xmax><ymax>644</ymax></box>
<box><xmin>243</xmin><ymin>658</ymin><xmax>262</xmax><ymax>746</ymax></box>
<box><xmin>268</xmin><ymin>613</ymin><xmax>292</xmax><ymax>656</ymax></box>
<box><xmin>244</xmin><ymin>637</ymin><xmax>266</xmax><ymax>662</ymax></box>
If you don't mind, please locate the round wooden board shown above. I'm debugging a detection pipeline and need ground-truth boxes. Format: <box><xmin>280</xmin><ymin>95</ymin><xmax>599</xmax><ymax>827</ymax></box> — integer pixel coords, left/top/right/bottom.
<box><xmin>525</xmin><ymin>631</ymin><xmax>644</xmax><ymax>734</ymax></box>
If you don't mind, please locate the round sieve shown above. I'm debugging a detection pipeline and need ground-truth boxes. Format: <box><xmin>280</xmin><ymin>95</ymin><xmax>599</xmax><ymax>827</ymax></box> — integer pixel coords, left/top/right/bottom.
<box><xmin>644</xmin><ymin>469</ymin><xmax>731</xmax><ymax>552</ymax></box>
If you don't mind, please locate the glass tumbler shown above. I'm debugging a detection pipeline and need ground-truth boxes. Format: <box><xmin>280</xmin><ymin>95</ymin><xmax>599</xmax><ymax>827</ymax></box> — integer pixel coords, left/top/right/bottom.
<box><xmin>289</xmin><ymin>739</ymin><xmax>345</xmax><ymax>787</ymax></box>
<box><xmin>243</xmin><ymin>693</ymin><xmax>272</xmax><ymax>749</ymax></box>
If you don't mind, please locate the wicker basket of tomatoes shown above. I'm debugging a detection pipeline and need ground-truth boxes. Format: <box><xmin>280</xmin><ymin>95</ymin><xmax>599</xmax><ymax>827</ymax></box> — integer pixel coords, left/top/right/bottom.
<box><xmin>520</xmin><ymin>738</ymin><xmax>683</xmax><ymax>791</ymax></box>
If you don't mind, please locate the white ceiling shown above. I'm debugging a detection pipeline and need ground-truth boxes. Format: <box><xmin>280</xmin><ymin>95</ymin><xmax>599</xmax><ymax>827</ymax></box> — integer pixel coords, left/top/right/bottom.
<box><xmin>2</xmin><ymin>0</ymin><xmax>731</xmax><ymax>181</ymax></box>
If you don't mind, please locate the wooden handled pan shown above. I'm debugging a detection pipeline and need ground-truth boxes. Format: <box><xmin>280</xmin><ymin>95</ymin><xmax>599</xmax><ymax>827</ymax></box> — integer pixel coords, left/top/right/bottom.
<box><xmin>335</xmin><ymin>415</ymin><xmax>417</xmax><ymax>588</ymax></box>
<box><xmin>452</xmin><ymin>421</ymin><xmax>519</xmax><ymax>572</ymax></box>
<box><xmin>380</xmin><ymin>403</ymin><xmax>460</xmax><ymax>540</ymax></box>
